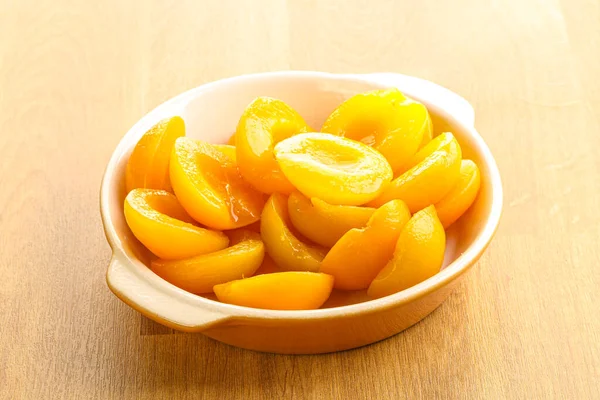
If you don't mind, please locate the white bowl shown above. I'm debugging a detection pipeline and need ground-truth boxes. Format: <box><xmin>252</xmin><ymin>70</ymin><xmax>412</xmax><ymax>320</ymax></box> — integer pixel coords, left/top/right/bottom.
<box><xmin>100</xmin><ymin>71</ymin><xmax>503</xmax><ymax>354</ymax></box>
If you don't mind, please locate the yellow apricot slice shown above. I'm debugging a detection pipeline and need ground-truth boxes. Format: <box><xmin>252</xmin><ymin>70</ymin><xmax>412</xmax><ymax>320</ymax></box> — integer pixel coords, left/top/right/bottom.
<box><xmin>261</xmin><ymin>193</ymin><xmax>327</xmax><ymax>272</ymax></box>
<box><xmin>124</xmin><ymin>189</ymin><xmax>229</xmax><ymax>260</ymax></box>
<box><xmin>170</xmin><ymin>137</ymin><xmax>266</xmax><ymax>230</ymax></box>
<box><xmin>368</xmin><ymin>133</ymin><xmax>462</xmax><ymax>212</ymax></box>
<box><xmin>435</xmin><ymin>159</ymin><xmax>481</xmax><ymax>228</ymax></box>
<box><xmin>397</xmin><ymin>132</ymin><xmax>455</xmax><ymax>175</ymax></box>
<box><xmin>214</xmin><ymin>272</ymin><xmax>334</xmax><ymax>310</ymax></box>
<box><xmin>126</xmin><ymin>116</ymin><xmax>185</xmax><ymax>193</ymax></box>
<box><xmin>151</xmin><ymin>230</ymin><xmax>264</xmax><ymax>294</ymax></box>
<box><xmin>274</xmin><ymin>133</ymin><xmax>393</xmax><ymax>206</ymax></box>
<box><xmin>368</xmin><ymin>206</ymin><xmax>446</xmax><ymax>298</ymax></box>
<box><xmin>288</xmin><ymin>192</ymin><xmax>375</xmax><ymax>248</ymax></box>
<box><xmin>320</xmin><ymin>200</ymin><xmax>411</xmax><ymax>290</ymax></box>
<box><xmin>252</xmin><ymin>254</ymin><xmax>281</xmax><ymax>275</ymax></box>
<box><xmin>212</xmin><ymin>144</ymin><xmax>236</xmax><ymax>161</ymax></box>
<box><xmin>321</xmin><ymin>89</ymin><xmax>430</xmax><ymax>172</ymax></box>
<box><xmin>236</xmin><ymin>97</ymin><xmax>310</xmax><ymax>194</ymax></box>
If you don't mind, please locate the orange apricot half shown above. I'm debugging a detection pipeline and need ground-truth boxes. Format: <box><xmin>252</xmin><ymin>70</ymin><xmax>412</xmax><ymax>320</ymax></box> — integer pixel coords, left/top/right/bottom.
<box><xmin>287</xmin><ymin>192</ymin><xmax>375</xmax><ymax>248</ymax></box>
<box><xmin>321</xmin><ymin>89</ymin><xmax>431</xmax><ymax>172</ymax></box>
<box><xmin>368</xmin><ymin>206</ymin><xmax>446</xmax><ymax>299</ymax></box>
<box><xmin>435</xmin><ymin>159</ymin><xmax>481</xmax><ymax>228</ymax></box>
<box><xmin>124</xmin><ymin>189</ymin><xmax>229</xmax><ymax>260</ymax></box>
<box><xmin>236</xmin><ymin>97</ymin><xmax>310</xmax><ymax>194</ymax></box>
<box><xmin>274</xmin><ymin>133</ymin><xmax>393</xmax><ymax>206</ymax></box>
<box><xmin>212</xmin><ymin>144</ymin><xmax>236</xmax><ymax>160</ymax></box>
<box><xmin>260</xmin><ymin>193</ymin><xmax>327</xmax><ymax>272</ymax></box>
<box><xmin>170</xmin><ymin>137</ymin><xmax>266</xmax><ymax>230</ymax></box>
<box><xmin>320</xmin><ymin>200</ymin><xmax>411</xmax><ymax>290</ymax></box>
<box><xmin>125</xmin><ymin>116</ymin><xmax>185</xmax><ymax>193</ymax></box>
<box><xmin>214</xmin><ymin>272</ymin><xmax>334</xmax><ymax>310</ymax></box>
<box><xmin>151</xmin><ymin>230</ymin><xmax>264</xmax><ymax>294</ymax></box>
<box><xmin>368</xmin><ymin>133</ymin><xmax>462</xmax><ymax>212</ymax></box>
<box><xmin>397</xmin><ymin>131</ymin><xmax>455</xmax><ymax>175</ymax></box>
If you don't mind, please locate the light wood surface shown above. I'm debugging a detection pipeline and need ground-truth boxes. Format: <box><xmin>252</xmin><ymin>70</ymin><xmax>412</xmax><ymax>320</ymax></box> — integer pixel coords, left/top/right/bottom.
<box><xmin>1</xmin><ymin>0</ymin><xmax>599</xmax><ymax>398</ymax></box>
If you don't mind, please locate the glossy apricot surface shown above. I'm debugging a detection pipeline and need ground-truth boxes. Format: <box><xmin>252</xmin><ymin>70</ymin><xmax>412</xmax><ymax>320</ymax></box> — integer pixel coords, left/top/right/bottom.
<box><xmin>321</xmin><ymin>89</ymin><xmax>431</xmax><ymax>172</ymax></box>
<box><xmin>369</xmin><ymin>133</ymin><xmax>462</xmax><ymax>212</ymax></box>
<box><xmin>125</xmin><ymin>116</ymin><xmax>185</xmax><ymax>193</ymax></box>
<box><xmin>287</xmin><ymin>192</ymin><xmax>375</xmax><ymax>248</ymax></box>
<box><xmin>320</xmin><ymin>200</ymin><xmax>411</xmax><ymax>290</ymax></box>
<box><xmin>398</xmin><ymin>132</ymin><xmax>455</xmax><ymax>174</ymax></box>
<box><xmin>170</xmin><ymin>137</ymin><xmax>266</xmax><ymax>230</ymax></box>
<box><xmin>274</xmin><ymin>132</ymin><xmax>393</xmax><ymax>206</ymax></box>
<box><xmin>124</xmin><ymin>188</ymin><xmax>229</xmax><ymax>260</ymax></box>
<box><xmin>435</xmin><ymin>159</ymin><xmax>481</xmax><ymax>228</ymax></box>
<box><xmin>214</xmin><ymin>272</ymin><xmax>334</xmax><ymax>310</ymax></box>
<box><xmin>236</xmin><ymin>97</ymin><xmax>311</xmax><ymax>194</ymax></box>
<box><xmin>151</xmin><ymin>230</ymin><xmax>264</xmax><ymax>294</ymax></box>
<box><xmin>368</xmin><ymin>206</ymin><xmax>446</xmax><ymax>298</ymax></box>
<box><xmin>212</xmin><ymin>144</ymin><xmax>237</xmax><ymax>160</ymax></box>
<box><xmin>260</xmin><ymin>193</ymin><xmax>327</xmax><ymax>272</ymax></box>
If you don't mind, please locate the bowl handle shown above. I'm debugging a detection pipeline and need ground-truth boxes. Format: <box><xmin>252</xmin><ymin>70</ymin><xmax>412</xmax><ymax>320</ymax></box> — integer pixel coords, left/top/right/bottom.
<box><xmin>354</xmin><ymin>73</ymin><xmax>475</xmax><ymax>128</ymax></box>
<box><xmin>106</xmin><ymin>254</ymin><xmax>231</xmax><ymax>332</ymax></box>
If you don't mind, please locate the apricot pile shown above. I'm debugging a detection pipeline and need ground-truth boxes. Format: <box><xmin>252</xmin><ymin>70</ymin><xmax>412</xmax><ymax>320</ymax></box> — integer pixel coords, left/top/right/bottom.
<box><xmin>122</xmin><ymin>89</ymin><xmax>481</xmax><ymax>310</ymax></box>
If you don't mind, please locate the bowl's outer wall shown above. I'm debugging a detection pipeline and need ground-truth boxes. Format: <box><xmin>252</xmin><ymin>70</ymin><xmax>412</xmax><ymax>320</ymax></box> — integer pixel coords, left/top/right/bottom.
<box><xmin>203</xmin><ymin>277</ymin><xmax>464</xmax><ymax>354</ymax></box>
<box><xmin>102</xmin><ymin>72</ymin><xmax>501</xmax><ymax>354</ymax></box>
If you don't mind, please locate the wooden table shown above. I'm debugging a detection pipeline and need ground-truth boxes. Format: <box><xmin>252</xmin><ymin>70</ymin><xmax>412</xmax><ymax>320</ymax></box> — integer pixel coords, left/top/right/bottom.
<box><xmin>1</xmin><ymin>1</ymin><xmax>599</xmax><ymax>398</ymax></box>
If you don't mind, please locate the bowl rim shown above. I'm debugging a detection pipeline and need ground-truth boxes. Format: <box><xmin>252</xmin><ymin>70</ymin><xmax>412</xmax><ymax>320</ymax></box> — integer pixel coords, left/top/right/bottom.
<box><xmin>100</xmin><ymin>70</ymin><xmax>503</xmax><ymax>322</ymax></box>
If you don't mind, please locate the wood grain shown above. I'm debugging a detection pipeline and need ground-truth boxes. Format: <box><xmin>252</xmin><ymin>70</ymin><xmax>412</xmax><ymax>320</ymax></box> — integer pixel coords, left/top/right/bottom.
<box><xmin>1</xmin><ymin>0</ymin><xmax>599</xmax><ymax>398</ymax></box>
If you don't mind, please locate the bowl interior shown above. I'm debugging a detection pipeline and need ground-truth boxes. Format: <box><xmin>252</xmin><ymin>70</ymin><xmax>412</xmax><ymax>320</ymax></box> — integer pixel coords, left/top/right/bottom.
<box><xmin>104</xmin><ymin>73</ymin><xmax>497</xmax><ymax>309</ymax></box>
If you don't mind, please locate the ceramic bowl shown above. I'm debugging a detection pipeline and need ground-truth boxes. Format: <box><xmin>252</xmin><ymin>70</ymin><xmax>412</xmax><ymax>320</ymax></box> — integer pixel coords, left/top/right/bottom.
<box><xmin>100</xmin><ymin>71</ymin><xmax>503</xmax><ymax>354</ymax></box>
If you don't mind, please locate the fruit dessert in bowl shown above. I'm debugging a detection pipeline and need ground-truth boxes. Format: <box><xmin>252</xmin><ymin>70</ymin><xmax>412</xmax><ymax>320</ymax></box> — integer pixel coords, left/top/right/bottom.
<box><xmin>100</xmin><ymin>71</ymin><xmax>502</xmax><ymax>354</ymax></box>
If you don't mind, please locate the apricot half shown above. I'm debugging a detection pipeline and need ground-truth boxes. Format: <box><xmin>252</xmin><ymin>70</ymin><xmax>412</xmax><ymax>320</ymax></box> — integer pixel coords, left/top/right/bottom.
<box><xmin>320</xmin><ymin>200</ymin><xmax>411</xmax><ymax>290</ymax></box>
<box><xmin>368</xmin><ymin>206</ymin><xmax>446</xmax><ymax>298</ymax></box>
<box><xmin>288</xmin><ymin>192</ymin><xmax>375</xmax><ymax>248</ymax></box>
<box><xmin>369</xmin><ymin>133</ymin><xmax>462</xmax><ymax>212</ymax></box>
<box><xmin>125</xmin><ymin>116</ymin><xmax>185</xmax><ymax>193</ymax></box>
<box><xmin>260</xmin><ymin>193</ymin><xmax>327</xmax><ymax>272</ymax></box>
<box><xmin>212</xmin><ymin>144</ymin><xmax>236</xmax><ymax>160</ymax></box>
<box><xmin>274</xmin><ymin>133</ymin><xmax>393</xmax><ymax>206</ymax></box>
<box><xmin>214</xmin><ymin>272</ymin><xmax>334</xmax><ymax>310</ymax></box>
<box><xmin>170</xmin><ymin>137</ymin><xmax>266</xmax><ymax>230</ymax></box>
<box><xmin>397</xmin><ymin>132</ymin><xmax>455</xmax><ymax>175</ymax></box>
<box><xmin>236</xmin><ymin>97</ymin><xmax>310</xmax><ymax>194</ymax></box>
<box><xmin>435</xmin><ymin>159</ymin><xmax>481</xmax><ymax>228</ymax></box>
<box><xmin>124</xmin><ymin>189</ymin><xmax>229</xmax><ymax>260</ymax></box>
<box><xmin>151</xmin><ymin>230</ymin><xmax>264</xmax><ymax>294</ymax></box>
<box><xmin>321</xmin><ymin>89</ymin><xmax>431</xmax><ymax>172</ymax></box>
